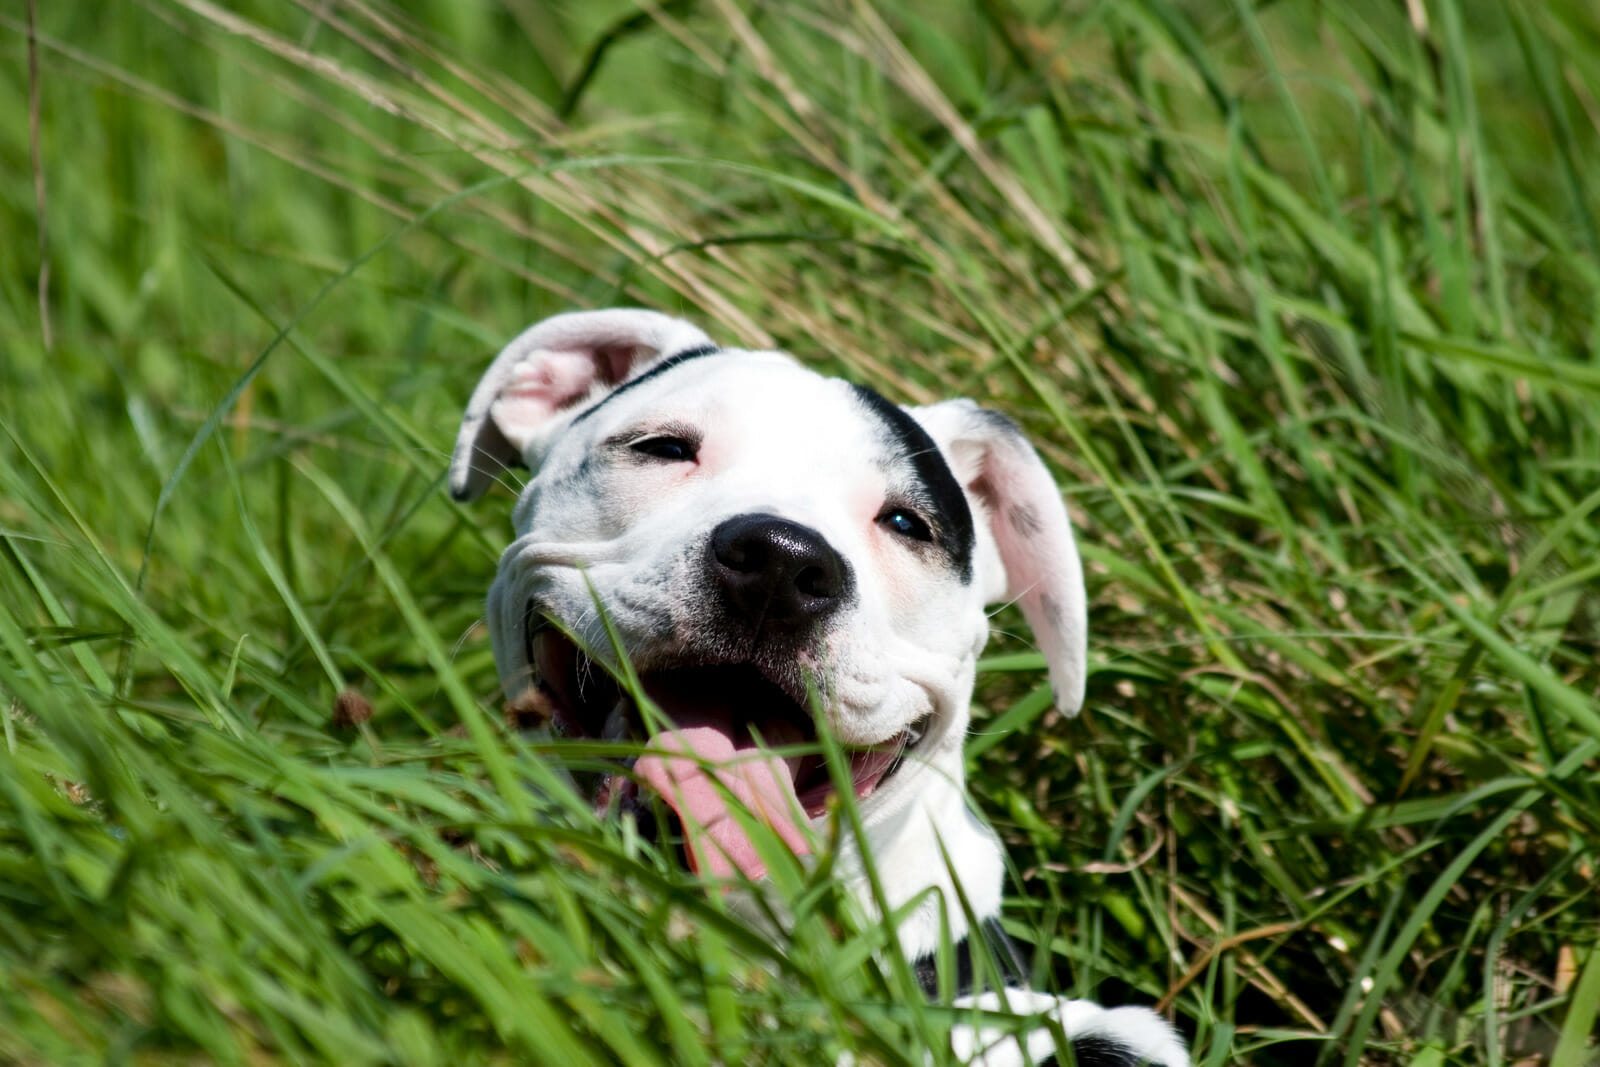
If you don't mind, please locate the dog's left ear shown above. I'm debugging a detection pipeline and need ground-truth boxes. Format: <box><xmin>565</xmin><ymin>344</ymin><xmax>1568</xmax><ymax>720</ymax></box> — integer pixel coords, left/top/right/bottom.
<box><xmin>910</xmin><ymin>399</ymin><xmax>1088</xmax><ymax>715</ymax></box>
<box><xmin>449</xmin><ymin>309</ymin><xmax>715</xmax><ymax>501</ymax></box>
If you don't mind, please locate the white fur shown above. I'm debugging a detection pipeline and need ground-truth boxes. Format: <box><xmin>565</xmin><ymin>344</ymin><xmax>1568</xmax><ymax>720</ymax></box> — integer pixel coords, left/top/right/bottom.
<box><xmin>951</xmin><ymin>992</ymin><xmax>1191</xmax><ymax>1066</ymax></box>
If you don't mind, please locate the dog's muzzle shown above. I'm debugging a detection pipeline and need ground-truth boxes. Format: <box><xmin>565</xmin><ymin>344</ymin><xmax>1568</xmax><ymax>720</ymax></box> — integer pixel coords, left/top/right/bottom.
<box><xmin>516</xmin><ymin>516</ymin><xmax>929</xmax><ymax>881</ymax></box>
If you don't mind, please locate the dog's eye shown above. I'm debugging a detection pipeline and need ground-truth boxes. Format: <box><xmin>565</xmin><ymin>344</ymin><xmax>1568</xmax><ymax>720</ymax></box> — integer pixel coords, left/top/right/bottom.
<box><xmin>879</xmin><ymin>507</ymin><xmax>933</xmax><ymax>542</ymax></box>
<box><xmin>629</xmin><ymin>435</ymin><xmax>697</xmax><ymax>462</ymax></box>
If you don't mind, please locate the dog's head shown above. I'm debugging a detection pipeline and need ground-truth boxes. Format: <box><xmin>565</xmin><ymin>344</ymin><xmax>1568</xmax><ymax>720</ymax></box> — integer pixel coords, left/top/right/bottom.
<box><xmin>451</xmin><ymin>309</ymin><xmax>1085</xmax><ymax>940</ymax></box>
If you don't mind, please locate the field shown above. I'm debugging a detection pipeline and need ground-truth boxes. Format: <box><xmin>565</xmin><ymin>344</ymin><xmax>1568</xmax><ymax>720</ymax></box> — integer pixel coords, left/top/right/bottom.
<box><xmin>2</xmin><ymin>1</ymin><xmax>1598</xmax><ymax>1063</ymax></box>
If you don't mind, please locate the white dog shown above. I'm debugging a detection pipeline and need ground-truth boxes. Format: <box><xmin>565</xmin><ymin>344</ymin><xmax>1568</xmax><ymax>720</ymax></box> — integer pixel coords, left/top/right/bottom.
<box><xmin>450</xmin><ymin>309</ymin><xmax>1188</xmax><ymax>1067</ymax></box>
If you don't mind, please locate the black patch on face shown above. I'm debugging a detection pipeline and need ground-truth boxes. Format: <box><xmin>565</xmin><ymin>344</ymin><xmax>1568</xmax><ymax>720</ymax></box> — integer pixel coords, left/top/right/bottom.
<box><xmin>1039</xmin><ymin>592</ymin><xmax>1065</xmax><ymax>630</ymax></box>
<box><xmin>849</xmin><ymin>384</ymin><xmax>974</xmax><ymax>582</ymax></box>
<box><xmin>569</xmin><ymin>344</ymin><xmax>722</xmax><ymax>426</ymax></box>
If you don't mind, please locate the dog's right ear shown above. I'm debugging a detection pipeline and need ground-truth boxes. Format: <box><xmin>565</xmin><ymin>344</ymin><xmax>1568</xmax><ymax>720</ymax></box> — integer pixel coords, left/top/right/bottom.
<box><xmin>449</xmin><ymin>309</ymin><xmax>715</xmax><ymax>501</ymax></box>
<box><xmin>909</xmin><ymin>399</ymin><xmax>1088</xmax><ymax>716</ymax></box>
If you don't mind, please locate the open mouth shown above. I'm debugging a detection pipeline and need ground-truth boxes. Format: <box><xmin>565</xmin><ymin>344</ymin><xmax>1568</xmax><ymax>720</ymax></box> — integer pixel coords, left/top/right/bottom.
<box><xmin>519</xmin><ymin>620</ymin><xmax>930</xmax><ymax>879</ymax></box>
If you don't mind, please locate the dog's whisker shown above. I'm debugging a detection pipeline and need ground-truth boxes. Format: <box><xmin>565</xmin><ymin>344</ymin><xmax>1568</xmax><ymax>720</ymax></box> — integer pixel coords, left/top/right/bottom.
<box><xmin>447</xmin><ymin>617</ymin><xmax>488</xmax><ymax>661</ymax></box>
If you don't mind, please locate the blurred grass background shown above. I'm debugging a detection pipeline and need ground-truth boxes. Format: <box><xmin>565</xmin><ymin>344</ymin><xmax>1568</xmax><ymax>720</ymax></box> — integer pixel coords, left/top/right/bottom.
<box><xmin>2</xmin><ymin>0</ymin><xmax>1598</xmax><ymax>1063</ymax></box>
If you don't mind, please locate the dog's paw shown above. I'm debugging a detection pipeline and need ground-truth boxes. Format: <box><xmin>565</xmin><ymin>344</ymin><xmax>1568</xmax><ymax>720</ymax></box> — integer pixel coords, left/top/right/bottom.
<box><xmin>950</xmin><ymin>991</ymin><xmax>1189</xmax><ymax>1067</ymax></box>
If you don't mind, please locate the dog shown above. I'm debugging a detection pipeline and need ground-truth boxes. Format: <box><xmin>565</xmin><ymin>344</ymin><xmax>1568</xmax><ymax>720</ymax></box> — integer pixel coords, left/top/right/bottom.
<box><xmin>449</xmin><ymin>309</ymin><xmax>1189</xmax><ymax>1067</ymax></box>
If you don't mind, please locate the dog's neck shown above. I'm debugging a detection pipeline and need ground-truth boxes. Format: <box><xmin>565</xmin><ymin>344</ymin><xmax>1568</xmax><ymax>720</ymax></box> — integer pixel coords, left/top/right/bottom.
<box><xmin>843</xmin><ymin>742</ymin><xmax>1006</xmax><ymax>963</ymax></box>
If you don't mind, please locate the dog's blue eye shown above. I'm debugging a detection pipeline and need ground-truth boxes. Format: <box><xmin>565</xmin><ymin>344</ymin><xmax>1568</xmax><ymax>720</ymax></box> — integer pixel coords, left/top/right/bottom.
<box><xmin>879</xmin><ymin>508</ymin><xmax>933</xmax><ymax>542</ymax></box>
<box><xmin>630</xmin><ymin>435</ymin><xmax>696</xmax><ymax>461</ymax></box>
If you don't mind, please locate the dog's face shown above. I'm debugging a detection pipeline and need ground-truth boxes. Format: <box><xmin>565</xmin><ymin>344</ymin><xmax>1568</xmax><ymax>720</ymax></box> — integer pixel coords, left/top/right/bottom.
<box><xmin>451</xmin><ymin>309</ymin><xmax>1086</xmax><ymax>901</ymax></box>
<box><xmin>496</xmin><ymin>351</ymin><xmax>986</xmax><ymax>741</ymax></box>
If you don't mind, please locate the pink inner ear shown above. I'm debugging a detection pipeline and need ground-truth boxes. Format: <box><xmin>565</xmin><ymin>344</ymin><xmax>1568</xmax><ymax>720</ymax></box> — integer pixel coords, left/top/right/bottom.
<box><xmin>969</xmin><ymin>451</ymin><xmax>1087</xmax><ymax>714</ymax></box>
<box><xmin>973</xmin><ymin>458</ymin><xmax>1073</xmax><ymax>584</ymax></box>
<box><xmin>593</xmin><ymin>344</ymin><xmax>640</xmax><ymax>385</ymax></box>
<box><xmin>491</xmin><ymin>350</ymin><xmax>602</xmax><ymax>448</ymax></box>
<box><xmin>972</xmin><ymin>472</ymin><xmax>1043</xmax><ymax>596</ymax></box>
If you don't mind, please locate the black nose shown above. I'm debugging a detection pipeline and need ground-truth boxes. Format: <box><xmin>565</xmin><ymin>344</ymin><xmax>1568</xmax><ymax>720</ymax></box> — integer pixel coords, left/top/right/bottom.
<box><xmin>709</xmin><ymin>515</ymin><xmax>850</xmax><ymax>629</ymax></box>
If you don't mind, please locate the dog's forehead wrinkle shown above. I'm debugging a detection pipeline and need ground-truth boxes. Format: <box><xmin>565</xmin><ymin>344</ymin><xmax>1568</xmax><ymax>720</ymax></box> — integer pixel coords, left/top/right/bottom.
<box><xmin>548</xmin><ymin>355</ymin><xmax>858</xmax><ymax>478</ymax></box>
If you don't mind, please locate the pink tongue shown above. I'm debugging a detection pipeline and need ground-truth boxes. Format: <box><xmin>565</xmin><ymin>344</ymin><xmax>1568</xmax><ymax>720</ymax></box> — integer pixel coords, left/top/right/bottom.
<box><xmin>633</xmin><ymin>679</ymin><xmax>812</xmax><ymax>881</ymax></box>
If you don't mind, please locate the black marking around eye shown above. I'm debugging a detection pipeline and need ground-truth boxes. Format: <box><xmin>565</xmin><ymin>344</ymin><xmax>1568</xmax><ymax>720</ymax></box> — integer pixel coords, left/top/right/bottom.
<box><xmin>850</xmin><ymin>384</ymin><xmax>974</xmax><ymax>582</ymax></box>
<box><xmin>569</xmin><ymin>344</ymin><xmax>722</xmax><ymax>426</ymax></box>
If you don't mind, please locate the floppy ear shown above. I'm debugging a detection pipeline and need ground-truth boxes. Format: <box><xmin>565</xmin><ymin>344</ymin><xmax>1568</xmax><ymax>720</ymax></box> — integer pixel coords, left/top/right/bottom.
<box><xmin>449</xmin><ymin>308</ymin><xmax>716</xmax><ymax>501</ymax></box>
<box><xmin>910</xmin><ymin>399</ymin><xmax>1088</xmax><ymax>715</ymax></box>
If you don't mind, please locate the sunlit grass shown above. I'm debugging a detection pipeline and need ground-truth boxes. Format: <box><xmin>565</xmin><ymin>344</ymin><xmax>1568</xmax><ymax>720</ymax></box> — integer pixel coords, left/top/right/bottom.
<box><xmin>1</xmin><ymin>1</ymin><xmax>1597</xmax><ymax>1063</ymax></box>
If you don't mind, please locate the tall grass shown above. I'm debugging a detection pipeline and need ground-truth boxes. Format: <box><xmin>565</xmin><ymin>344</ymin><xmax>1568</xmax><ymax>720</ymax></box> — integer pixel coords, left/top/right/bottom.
<box><xmin>2</xmin><ymin>1</ymin><xmax>1597</xmax><ymax>1063</ymax></box>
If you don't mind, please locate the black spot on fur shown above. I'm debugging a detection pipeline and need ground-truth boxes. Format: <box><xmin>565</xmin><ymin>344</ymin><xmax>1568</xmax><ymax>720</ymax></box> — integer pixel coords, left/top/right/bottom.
<box><xmin>1039</xmin><ymin>592</ymin><xmax>1066</xmax><ymax>629</ymax></box>
<box><xmin>912</xmin><ymin>918</ymin><xmax>1028</xmax><ymax>999</ymax></box>
<box><xmin>1052</xmin><ymin>1036</ymin><xmax>1150</xmax><ymax>1066</ymax></box>
<box><xmin>973</xmin><ymin>405</ymin><xmax>1027</xmax><ymax>441</ymax></box>
<box><xmin>569</xmin><ymin>344</ymin><xmax>721</xmax><ymax>425</ymax></box>
<box><xmin>849</xmin><ymin>384</ymin><xmax>974</xmax><ymax>582</ymax></box>
<box><xmin>1008</xmin><ymin>502</ymin><xmax>1044</xmax><ymax>537</ymax></box>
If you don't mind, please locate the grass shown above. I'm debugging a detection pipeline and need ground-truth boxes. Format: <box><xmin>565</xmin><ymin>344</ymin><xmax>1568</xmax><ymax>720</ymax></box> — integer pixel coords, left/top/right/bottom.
<box><xmin>1</xmin><ymin>0</ymin><xmax>1598</xmax><ymax>1062</ymax></box>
